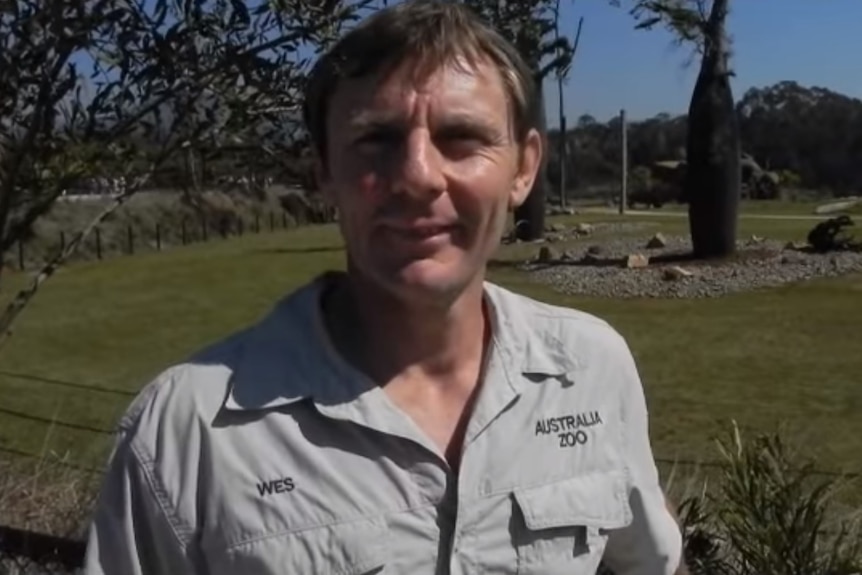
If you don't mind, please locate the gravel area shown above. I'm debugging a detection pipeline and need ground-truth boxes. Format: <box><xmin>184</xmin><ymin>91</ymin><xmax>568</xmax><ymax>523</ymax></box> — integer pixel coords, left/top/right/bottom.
<box><xmin>544</xmin><ymin>221</ymin><xmax>658</xmax><ymax>238</ymax></box>
<box><xmin>520</xmin><ymin>233</ymin><xmax>862</xmax><ymax>299</ymax></box>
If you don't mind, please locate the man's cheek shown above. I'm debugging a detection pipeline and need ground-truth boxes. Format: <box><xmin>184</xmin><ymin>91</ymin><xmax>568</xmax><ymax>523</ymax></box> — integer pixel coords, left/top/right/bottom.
<box><xmin>339</xmin><ymin>170</ymin><xmax>384</xmax><ymax>204</ymax></box>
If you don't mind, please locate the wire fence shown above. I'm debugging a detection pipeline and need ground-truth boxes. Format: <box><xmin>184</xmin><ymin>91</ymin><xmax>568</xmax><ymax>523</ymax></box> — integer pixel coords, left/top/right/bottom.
<box><xmin>1</xmin><ymin>351</ymin><xmax>860</xmax><ymax>572</ymax></box>
<box><xmin>0</xmin><ymin>526</ymin><xmax>84</xmax><ymax>574</ymax></box>
<box><xmin>9</xmin><ymin>205</ymin><xmax>333</xmax><ymax>273</ymax></box>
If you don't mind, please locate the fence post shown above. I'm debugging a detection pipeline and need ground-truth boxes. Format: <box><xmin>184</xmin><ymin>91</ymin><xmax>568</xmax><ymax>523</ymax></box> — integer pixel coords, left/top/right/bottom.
<box><xmin>17</xmin><ymin>241</ymin><xmax>24</xmax><ymax>270</ymax></box>
<box><xmin>619</xmin><ymin>108</ymin><xmax>628</xmax><ymax>215</ymax></box>
<box><xmin>181</xmin><ymin>219</ymin><xmax>187</xmax><ymax>245</ymax></box>
<box><xmin>95</xmin><ymin>228</ymin><xmax>102</xmax><ymax>260</ymax></box>
<box><xmin>269</xmin><ymin>211</ymin><xmax>275</xmax><ymax>232</ymax></box>
<box><xmin>156</xmin><ymin>224</ymin><xmax>162</xmax><ymax>251</ymax></box>
<box><xmin>60</xmin><ymin>231</ymin><xmax>66</xmax><ymax>253</ymax></box>
<box><xmin>127</xmin><ymin>225</ymin><xmax>134</xmax><ymax>255</ymax></box>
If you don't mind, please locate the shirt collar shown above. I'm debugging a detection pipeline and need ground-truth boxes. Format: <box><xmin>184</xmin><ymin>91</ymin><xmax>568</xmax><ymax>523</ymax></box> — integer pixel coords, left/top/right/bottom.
<box><xmin>220</xmin><ymin>274</ymin><xmax>582</xmax><ymax>412</ymax></box>
<box><xmin>483</xmin><ymin>282</ymin><xmax>583</xmax><ymax>378</ymax></box>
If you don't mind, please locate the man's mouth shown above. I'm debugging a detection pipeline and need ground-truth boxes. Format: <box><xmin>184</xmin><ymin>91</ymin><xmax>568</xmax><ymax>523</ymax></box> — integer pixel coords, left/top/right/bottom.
<box><xmin>380</xmin><ymin>222</ymin><xmax>457</xmax><ymax>239</ymax></box>
<box><xmin>397</xmin><ymin>226</ymin><xmax>452</xmax><ymax>237</ymax></box>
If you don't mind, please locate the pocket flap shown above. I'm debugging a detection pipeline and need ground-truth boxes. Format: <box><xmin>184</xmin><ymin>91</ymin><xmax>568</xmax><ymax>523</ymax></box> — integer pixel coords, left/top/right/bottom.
<box><xmin>513</xmin><ymin>470</ymin><xmax>632</xmax><ymax>532</ymax></box>
<box><xmin>223</xmin><ymin>515</ymin><xmax>389</xmax><ymax>575</ymax></box>
<box><xmin>317</xmin><ymin>516</ymin><xmax>388</xmax><ymax>574</ymax></box>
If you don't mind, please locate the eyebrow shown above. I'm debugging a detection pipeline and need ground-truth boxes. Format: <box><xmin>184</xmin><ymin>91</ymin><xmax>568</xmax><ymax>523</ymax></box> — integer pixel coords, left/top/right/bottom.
<box><xmin>348</xmin><ymin>111</ymin><xmax>501</xmax><ymax>136</ymax></box>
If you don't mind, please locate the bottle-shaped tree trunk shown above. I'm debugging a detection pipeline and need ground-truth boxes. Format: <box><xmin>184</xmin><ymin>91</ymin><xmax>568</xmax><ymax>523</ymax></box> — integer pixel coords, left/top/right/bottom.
<box><xmin>514</xmin><ymin>77</ymin><xmax>548</xmax><ymax>241</ymax></box>
<box><xmin>685</xmin><ymin>0</ymin><xmax>741</xmax><ymax>259</ymax></box>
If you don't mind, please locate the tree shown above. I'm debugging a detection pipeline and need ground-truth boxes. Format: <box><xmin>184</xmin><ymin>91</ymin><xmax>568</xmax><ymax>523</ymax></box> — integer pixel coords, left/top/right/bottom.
<box><xmin>464</xmin><ymin>0</ymin><xmax>581</xmax><ymax>241</ymax></box>
<box><xmin>620</xmin><ymin>0</ymin><xmax>741</xmax><ymax>258</ymax></box>
<box><xmin>0</xmin><ymin>0</ymin><xmax>370</xmax><ymax>347</ymax></box>
<box><xmin>737</xmin><ymin>82</ymin><xmax>862</xmax><ymax>194</ymax></box>
<box><xmin>537</xmin><ymin>81</ymin><xmax>862</xmax><ymax>200</ymax></box>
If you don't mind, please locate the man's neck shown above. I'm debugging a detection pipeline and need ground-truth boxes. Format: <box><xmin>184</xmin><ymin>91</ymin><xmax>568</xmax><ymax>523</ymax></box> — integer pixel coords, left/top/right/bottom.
<box><xmin>323</xmin><ymin>272</ymin><xmax>490</xmax><ymax>386</ymax></box>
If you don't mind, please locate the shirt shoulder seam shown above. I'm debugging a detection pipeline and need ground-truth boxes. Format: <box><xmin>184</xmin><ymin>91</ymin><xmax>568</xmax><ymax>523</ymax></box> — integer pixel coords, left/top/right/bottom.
<box><xmin>128</xmin><ymin>434</ymin><xmax>196</xmax><ymax>551</ymax></box>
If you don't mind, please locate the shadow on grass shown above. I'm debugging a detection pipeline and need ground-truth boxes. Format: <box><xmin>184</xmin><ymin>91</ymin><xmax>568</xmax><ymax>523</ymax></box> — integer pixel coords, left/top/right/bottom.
<box><xmin>488</xmin><ymin>258</ymin><xmax>530</xmax><ymax>270</ymax></box>
<box><xmin>249</xmin><ymin>245</ymin><xmax>345</xmax><ymax>255</ymax></box>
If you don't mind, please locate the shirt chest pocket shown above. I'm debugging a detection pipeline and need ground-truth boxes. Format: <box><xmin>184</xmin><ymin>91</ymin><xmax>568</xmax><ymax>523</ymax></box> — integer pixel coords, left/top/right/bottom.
<box><xmin>511</xmin><ymin>470</ymin><xmax>632</xmax><ymax>575</ymax></box>
<box><xmin>216</xmin><ymin>515</ymin><xmax>389</xmax><ymax>575</ymax></box>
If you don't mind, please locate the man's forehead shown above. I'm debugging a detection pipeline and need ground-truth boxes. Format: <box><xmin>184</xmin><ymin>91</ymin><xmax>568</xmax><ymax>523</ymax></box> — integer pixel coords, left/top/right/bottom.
<box><xmin>332</xmin><ymin>58</ymin><xmax>507</xmax><ymax>125</ymax></box>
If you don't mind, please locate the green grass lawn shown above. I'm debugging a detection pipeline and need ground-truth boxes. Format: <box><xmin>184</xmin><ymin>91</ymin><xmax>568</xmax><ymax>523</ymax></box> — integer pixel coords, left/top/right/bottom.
<box><xmin>0</xmin><ymin>214</ymin><xmax>860</xmax><ymax>489</ymax></box>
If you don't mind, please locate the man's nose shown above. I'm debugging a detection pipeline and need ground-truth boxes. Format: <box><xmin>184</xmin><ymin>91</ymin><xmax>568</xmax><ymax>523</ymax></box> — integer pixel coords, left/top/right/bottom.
<box><xmin>391</xmin><ymin>129</ymin><xmax>446</xmax><ymax>199</ymax></box>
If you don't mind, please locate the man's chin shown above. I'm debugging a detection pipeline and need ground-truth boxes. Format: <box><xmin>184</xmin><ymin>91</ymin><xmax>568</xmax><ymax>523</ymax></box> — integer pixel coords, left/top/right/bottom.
<box><xmin>386</xmin><ymin>261</ymin><xmax>475</xmax><ymax>301</ymax></box>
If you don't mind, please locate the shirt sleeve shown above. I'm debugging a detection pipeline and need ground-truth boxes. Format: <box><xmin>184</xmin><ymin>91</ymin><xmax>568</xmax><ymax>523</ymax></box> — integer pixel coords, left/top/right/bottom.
<box><xmin>82</xmin><ymin>430</ymin><xmax>200</xmax><ymax>575</ymax></box>
<box><xmin>601</xmin><ymin>334</ymin><xmax>684</xmax><ymax>575</ymax></box>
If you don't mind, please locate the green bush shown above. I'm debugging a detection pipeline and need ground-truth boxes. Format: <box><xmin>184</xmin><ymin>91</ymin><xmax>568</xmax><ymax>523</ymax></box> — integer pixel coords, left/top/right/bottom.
<box><xmin>600</xmin><ymin>421</ymin><xmax>862</xmax><ymax>575</ymax></box>
<box><xmin>676</xmin><ymin>421</ymin><xmax>862</xmax><ymax>575</ymax></box>
<box><xmin>779</xmin><ymin>170</ymin><xmax>803</xmax><ymax>188</ymax></box>
<box><xmin>630</xmin><ymin>165</ymin><xmax>653</xmax><ymax>193</ymax></box>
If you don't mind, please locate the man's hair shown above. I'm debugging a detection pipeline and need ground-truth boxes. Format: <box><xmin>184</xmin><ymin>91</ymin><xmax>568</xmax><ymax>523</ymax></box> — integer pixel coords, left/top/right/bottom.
<box><xmin>302</xmin><ymin>0</ymin><xmax>539</xmax><ymax>162</ymax></box>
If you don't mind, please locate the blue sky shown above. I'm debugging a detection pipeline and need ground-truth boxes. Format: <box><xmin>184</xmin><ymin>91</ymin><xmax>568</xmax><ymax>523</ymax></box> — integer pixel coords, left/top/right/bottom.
<box><xmin>550</xmin><ymin>0</ymin><xmax>862</xmax><ymax>124</ymax></box>
<box><xmin>77</xmin><ymin>0</ymin><xmax>862</xmax><ymax>126</ymax></box>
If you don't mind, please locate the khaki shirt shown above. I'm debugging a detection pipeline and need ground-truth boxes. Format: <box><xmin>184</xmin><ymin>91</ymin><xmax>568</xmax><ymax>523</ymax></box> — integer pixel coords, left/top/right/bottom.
<box><xmin>84</xmin><ymin>274</ymin><xmax>682</xmax><ymax>575</ymax></box>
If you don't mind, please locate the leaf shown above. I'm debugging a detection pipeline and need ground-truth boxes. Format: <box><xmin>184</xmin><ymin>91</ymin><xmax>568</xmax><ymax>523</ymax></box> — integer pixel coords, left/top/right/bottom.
<box><xmin>0</xmin><ymin>0</ymin><xmax>364</xmax><ymax>341</ymax></box>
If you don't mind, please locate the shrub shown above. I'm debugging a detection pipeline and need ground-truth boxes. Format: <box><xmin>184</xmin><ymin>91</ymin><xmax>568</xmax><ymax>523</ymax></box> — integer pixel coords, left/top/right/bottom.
<box><xmin>677</xmin><ymin>421</ymin><xmax>862</xmax><ymax>575</ymax></box>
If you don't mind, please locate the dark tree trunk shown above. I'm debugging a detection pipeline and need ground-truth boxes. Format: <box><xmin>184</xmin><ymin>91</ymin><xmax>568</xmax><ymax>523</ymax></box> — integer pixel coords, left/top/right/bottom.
<box><xmin>514</xmin><ymin>78</ymin><xmax>548</xmax><ymax>241</ymax></box>
<box><xmin>685</xmin><ymin>0</ymin><xmax>740</xmax><ymax>259</ymax></box>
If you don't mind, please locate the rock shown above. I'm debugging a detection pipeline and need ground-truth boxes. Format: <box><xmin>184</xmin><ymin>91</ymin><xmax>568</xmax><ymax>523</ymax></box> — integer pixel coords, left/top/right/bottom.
<box><xmin>662</xmin><ymin>266</ymin><xmax>693</xmax><ymax>281</ymax></box>
<box><xmin>785</xmin><ymin>240</ymin><xmax>807</xmax><ymax>250</ymax></box>
<box><xmin>575</xmin><ymin>223</ymin><xmax>594</xmax><ymax>235</ymax></box>
<box><xmin>536</xmin><ymin>246</ymin><xmax>558</xmax><ymax>263</ymax></box>
<box><xmin>625</xmin><ymin>254</ymin><xmax>649</xmax><ymax>269</ymax></box>
<box><xmin>581</xmin><ymin>252</ymin><xmax>601</xmax><ymax>264</ymax></box>
<box><xmin>521</xmin><ymin>234</ymin><xmax>862</xmax><ymax>299</ymax></box>
<box><xmin>748</xmin><ymin>234</ymin><xmax>765</xmax><ymax>244</ymax></box>
<box><xmin>781</xmin><ymin>252</ymin><xmax>806</xmax><ymax>265</ymax></box>
<box><xmin>646</xmin><ymin>233</ymin><xmax>667</xmax><ymax>249</ymax></box>
<box><xmin>546</xmin><ymin>233</ymin><xmax>565</xmax><ymax>243</ymax></box>
<box><xmin>550</xmin><ymin>223</ymin><xmax>566</xmax><ymax>233</ymax></box>
<box><xmin>814</xmin><ymin>197</ymin><xmax>860</xmax><ymax>215</ymax></box>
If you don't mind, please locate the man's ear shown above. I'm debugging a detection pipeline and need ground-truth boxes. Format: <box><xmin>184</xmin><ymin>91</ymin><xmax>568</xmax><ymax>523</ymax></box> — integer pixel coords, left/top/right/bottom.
<box><xmin>508</xmin><ymin>127</ymin><xmax>543</xmax><ymax>210</ymax></box>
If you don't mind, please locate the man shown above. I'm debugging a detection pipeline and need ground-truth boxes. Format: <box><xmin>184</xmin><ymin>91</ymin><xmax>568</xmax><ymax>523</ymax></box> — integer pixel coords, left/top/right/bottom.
<box><xmin>84</xmin><ymin>1</ymin><xmax>685</xmax><ymax>573</ymax></box>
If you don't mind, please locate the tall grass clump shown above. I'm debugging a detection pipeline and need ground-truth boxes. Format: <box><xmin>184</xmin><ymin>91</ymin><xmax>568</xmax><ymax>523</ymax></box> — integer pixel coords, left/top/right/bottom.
<box><xmin>674</xmin><ymin>421</ymin><xmax>862</xmax><ymax>575</ymax></box>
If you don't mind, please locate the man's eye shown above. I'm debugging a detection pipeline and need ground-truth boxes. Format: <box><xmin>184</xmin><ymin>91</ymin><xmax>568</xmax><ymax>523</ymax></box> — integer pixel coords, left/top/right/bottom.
<box><xmin>436</xmin><ymin>131</ymin><xmax>485</xmax><ymax>156</ymax></box>
<box><xmin>438</xmin><ymin>130</ymin><xmax>482</xmax><ymax>144</ymax></box>
<box><xmin>356</xmin><ymin>131</ymin><xmax>400</xmax><ymax>146</ymax></box>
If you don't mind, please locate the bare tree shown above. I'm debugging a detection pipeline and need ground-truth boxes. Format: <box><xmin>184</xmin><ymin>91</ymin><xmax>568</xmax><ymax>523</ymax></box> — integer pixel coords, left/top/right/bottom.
<box><xmin>0</xmin><ymin>0</ymin><xmax>373</xmax><ymax>347</ymax></box>
<box><xmin>616</xmin><ymin>0</ymin><xmax>741</xmax><ymax>258</ymax></box>
<box><xmin>464</xmin><ymin>0</ymin><xmax>582</xmax><ymax>241</ymax></box>
<box><xmin>552</xmin><ymin>0</ymin><xmax>583</xmax><ymax>209</ymax></box>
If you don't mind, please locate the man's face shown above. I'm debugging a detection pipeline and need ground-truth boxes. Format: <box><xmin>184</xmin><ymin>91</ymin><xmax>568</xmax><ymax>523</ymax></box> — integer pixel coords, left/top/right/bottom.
<box><xmin>318</xmin><ymin>56</ymin><xmax>542</xmax><ymax>302</ymax></box>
